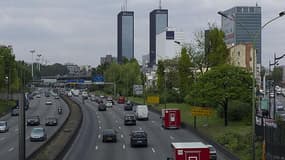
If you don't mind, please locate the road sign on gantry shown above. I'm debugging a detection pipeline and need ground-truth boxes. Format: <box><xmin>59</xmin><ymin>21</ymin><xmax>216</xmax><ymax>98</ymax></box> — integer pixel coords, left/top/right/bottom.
<box><xmin>92</xmin><ymin>75</ymin><xmax>104</xmax><ymax>84</ymax></box>
<box><xmin>147</xmin><ymin>96</ymin><xmax>159</xmax><ymax>104</ymax></box>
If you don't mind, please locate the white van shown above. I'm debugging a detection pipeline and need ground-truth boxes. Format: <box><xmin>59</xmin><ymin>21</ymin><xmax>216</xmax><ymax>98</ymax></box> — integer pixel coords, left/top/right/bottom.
<box><xmin>134</xmin><ymin>105</ymin><xmax>149</xmax><ymax>120</ymax></box>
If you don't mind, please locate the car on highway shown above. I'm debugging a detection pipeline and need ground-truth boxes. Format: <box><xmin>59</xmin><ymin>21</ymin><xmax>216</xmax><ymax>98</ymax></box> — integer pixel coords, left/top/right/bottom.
<box><xmin>30</xmin><ymin>127</ymin><xmax>47</xmax><ymax>142</ymax></box>
<box><xmin>130</xmin><ymin>130</ymin><xmax>148</xmax><ymax>147</ymax></box>
<box><xmin>67</xmin><ymin>91</ymin><xmax>72</xmax><ymax>97</ymax></box>
<box><xmin>134</xmin><ymin>105</ymin><xmax>149</xmax><ymax>120</ymax></box>
<box><xmin>54</xmin><ymin>96</ymin><xmax>60</xmax><ymax>99</ymax></box>
<box><xmin>105</xmin><ymin>101</ymin><xmax>113</xmax><ymax>108</ymax></box>
<box><xmin>276</xmin><ymin>104</ymin><xmax>284</xmax><ymax>112</ymax></box>
<box><xmin>270</xmin><ymin>92</ymin><xmax>275</xmax><ymax>98</ymax></box>
<box><xmin>45</xmin><ymin>117</ymin><xmax>58</xmax><ymax>126</ymax></box>
<box><xmin>206</xmin><ymin>144</ymin><xmax>217</xmax><ymax>160</ymax></box>
<box><xmin>124</xmin><ymin>114</ymin><xmax>136</xmax><ymax>125</ymax></box>
<box><xmin>36</xmin><ymin>94</ymin><xmax>41</xmax><ymax>98</ymax></box>
<box><xmin>117</xmin><ymin>96</ymin><xmax>125</xmax><ymax>104</ymax></box>
<box><xmin>98</xmin><ymin>103</ymin><xmax>107</xmax><ymax>111</ymax></box>
<box><xmin>102</xmin><ymin>129</ymin><xmax>117</xmax><ymax>142</ymax></box>
<box><xmin>11</xmin><ymin>108</ymin><xmax>19</xmax><ymax>116</ymax></box>
<box><xmin>90</xmin><ymin>95</ymin><xmax>96</xmax><ymax>101</ymax></box>
<box><xmin>124</xmin><ymin>101</ymin><xmax>133</xmax><ymax>111</ymax></box>
<box><xmin>82</xmin><ymin>91</ymin><xmax>88</xmax><ymax>99</ymax></box>
<box><xmin>45</xmin><ymin>100</ymin><xmax>53</xmax><ymax>105</ymax></box>
<box><xmin>0</xmin><ymin>121</ymin><xmax>9</xmax><ymax>133</ymax></box>
<box><xmin>27</xmin><ymin>116</ymin><xmax>41</xmax><ymax>126</ymax></box>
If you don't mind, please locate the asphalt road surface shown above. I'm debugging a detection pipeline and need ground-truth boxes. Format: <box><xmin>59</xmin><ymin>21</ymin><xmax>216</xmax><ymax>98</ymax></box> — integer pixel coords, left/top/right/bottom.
<box><xmin>64</xmin><ymin>96</ymin><xmax>231</xmax><ymax>160</ymax></box>
<box><xmin>0</xmin><ymin>92</ymin><xmax>69</xmax><ymax>160</ymax></box>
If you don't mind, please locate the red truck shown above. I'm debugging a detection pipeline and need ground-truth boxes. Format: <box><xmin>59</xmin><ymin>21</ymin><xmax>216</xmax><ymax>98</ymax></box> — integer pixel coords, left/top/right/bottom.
<box><xmin>167</xmin><ymin>142</ymin><xmax>210</xmax><ymax>160</ymax></box>
<box><xmin>117</xmin><ymin>96</ymin><xmax>125</xmax><ymax>104</ymax></box>
<box><xmin>161</xmin><ymin>108</ymin><xmax>181</xmax><ymax>129</ymax></box>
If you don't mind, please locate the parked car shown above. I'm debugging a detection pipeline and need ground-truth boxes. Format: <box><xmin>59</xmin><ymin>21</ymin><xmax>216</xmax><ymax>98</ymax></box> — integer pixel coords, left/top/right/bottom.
<box><xmin>27</xmin><ymin>116</ymin><xmax>41</xmax><ymax>126</ymax></box>
<box><xmin>11</xmin><ymin>108</ymin><xmax>19</xmax><ymax>116</ymax></box>
<box><xmin>102</xmin><ymin>129</ymin><xmax>117</xmax><ymax>142</ymax></box>
<box><xmin>98</xmin><ymin>103</ymin><xmax>107</xmax><ymax>111</ymax></box>
<box><xmin>45</xmin><ymin>117</ymin><xmax>58</xmax><ymax>126</ymax></box>
<box><xmin>124</xmin><ymin>114</ymin><xmax>136</xmax><ymax>125</ymax></box>
<box><xmin>30</xmin><ymin>127</ymin><xmax>47</xmax><ymax>142</ymax></box>
<box><xmin>206</xmin><ymin>144</ymin><xmax>217</xmax><ymax>160</ymax></box>
<box><xmin>0</xmin><ymin>121</ymin><xmax>9</xmax><ymax>133</ymax></box>
<box><xmin>130</xmin><ymin>130</ymin><xmax>148</xmax><ymax>147</ymax></box>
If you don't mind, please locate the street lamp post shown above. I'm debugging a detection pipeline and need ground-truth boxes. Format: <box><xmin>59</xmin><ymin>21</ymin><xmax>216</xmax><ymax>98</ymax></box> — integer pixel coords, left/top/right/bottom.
<box><xmin>164</xmin><ymin>68</ymin><xmax>170</xmax><ymax>109</ymax></box>
<box><xmin>218</xmin><ymin>10</ymin><xmax>285</xmax><ymax>160</ymax></box>
<box><xmin>30</xmin><ymin>50</ymin><xmax>35</xmax><ymax>81</ymax></box>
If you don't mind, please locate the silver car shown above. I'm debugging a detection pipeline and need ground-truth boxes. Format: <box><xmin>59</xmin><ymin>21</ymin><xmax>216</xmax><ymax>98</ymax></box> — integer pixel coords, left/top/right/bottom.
<box><xmin>0</xmin><ymin>121</ymin><xmax>9</xmax><ymax>133</ymax></box>
<box><xmin>30</xmin><ymin>127</ymin><xmax>47</xmax><ymax>142</ymax></box>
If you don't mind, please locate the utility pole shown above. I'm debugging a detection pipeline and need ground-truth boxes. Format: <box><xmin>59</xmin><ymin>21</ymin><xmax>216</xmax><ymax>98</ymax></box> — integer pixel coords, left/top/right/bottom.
<box><xmin>30</xmin><ymin>50</ymin><xmax>35</xmax><ymax>81</ymax></box>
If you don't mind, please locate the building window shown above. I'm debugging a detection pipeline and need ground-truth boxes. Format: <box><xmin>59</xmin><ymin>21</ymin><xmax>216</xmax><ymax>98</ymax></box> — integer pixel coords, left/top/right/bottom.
<box><xmin>249</xmin><ymin>7</ymin><xmax>254</xmax><ymax>13</ymax></box>
<box><xmin>237</xmin><ymin>7</ymin><xmax>242</xmax><ymax>13</ymax></box>
<box><xmin>243</xmin><ymin>7</ymin><xmax>248</xmax><ymax>13</ymax></box>
<box><xmin>238</xmin><ymin>51</ymin><xmax>240</xmax><ymax>56</ymax></box>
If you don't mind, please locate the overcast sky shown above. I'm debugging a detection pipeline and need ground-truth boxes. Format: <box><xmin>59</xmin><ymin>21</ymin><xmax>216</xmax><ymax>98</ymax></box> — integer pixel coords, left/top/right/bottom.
<box><xmin>0</xmin><ymin>0</ymin><xmax>284</xmax><ymax>67</ymax></box>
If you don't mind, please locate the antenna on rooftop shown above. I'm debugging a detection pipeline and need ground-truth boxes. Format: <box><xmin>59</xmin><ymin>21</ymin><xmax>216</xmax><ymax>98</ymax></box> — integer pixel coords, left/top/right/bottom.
<box><xmin>159</xmin><ymin>0</ymin><xmax>162</xmax><ymax>9</ymax></box>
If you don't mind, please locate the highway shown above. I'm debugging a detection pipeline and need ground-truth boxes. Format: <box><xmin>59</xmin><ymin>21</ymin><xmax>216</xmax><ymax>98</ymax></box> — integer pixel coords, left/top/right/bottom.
<box><xmin>0</xmin><ymin>90</ymin><xmax>69</xmax><ymax>160</ymax></box>
<box><xmin>64</xmin><ymin>96</ymin><xmax>231</xmax><ymax>160</ymax></box>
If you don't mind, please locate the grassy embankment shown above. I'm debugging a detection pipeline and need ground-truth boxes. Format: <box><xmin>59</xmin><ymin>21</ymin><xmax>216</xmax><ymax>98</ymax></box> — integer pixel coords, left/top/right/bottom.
<box><xmin>128</xmin><ymin>96</ymin><xmax>262</xmax><ymax>160</ymax></box>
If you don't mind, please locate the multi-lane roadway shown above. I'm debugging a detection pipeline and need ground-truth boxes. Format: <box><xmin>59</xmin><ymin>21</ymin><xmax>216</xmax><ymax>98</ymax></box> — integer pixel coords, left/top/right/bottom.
<box><xmin>0</xmin><ymin>91</ymin><xmax>69</xmax><ymax>160</ymax></box>
<box><xmin>64</xmin><ymin>96</ymin><xmax>231</xmax><ymax>160</ymax></box>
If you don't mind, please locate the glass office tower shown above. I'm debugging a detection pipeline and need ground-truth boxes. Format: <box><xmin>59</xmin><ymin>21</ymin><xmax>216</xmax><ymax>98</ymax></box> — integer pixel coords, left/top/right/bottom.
<box><xmin>117</xmin><ymin>11</ymin><xmax>134</xmax><ymax>64</ymax></box>
<box><xmin>149</xmin><ymin>9</ymin><xmax>168</xmax><ymax>67</ymax></box>
<box><xmin>221</xmin><ymin>6</ymin><xmax>261</xmax><ymax>64</ymax></box>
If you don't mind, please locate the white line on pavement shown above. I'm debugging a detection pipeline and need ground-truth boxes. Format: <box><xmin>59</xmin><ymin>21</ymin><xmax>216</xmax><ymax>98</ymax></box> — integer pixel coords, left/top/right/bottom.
<box><xmin>170</xmin><ymin>136</ymin><xmax>175</xmax><ymax>140</ymax></box>
<box><xmin>0</xmin><ymin>137</ymin><xmax>5</xmax><ymax>141</ymax></box>
<box><xmin>118</xmin><ymin>126</ymin><xmax>121</xmax><ymax>130</ymax></box>
<box><xmin>99</xmin><ymin>126</ymin><xmax>101</xmax><ymax>130</ymax></box>
<box><xmin>123</xmin><ymin>144</ymin><xmax>126</xmax><ymax>149</ymax></box>
<box><xmin>115</xmin><ymin>120</ymin><xmax>118</xmax><ymax>123</ymax></box>
<box><xmin>15</xmin><ymin>128</ymin><xmax>18</xmax><ymax>132</ymax></box>
<box><xmin>151</xmin><ymin>148</ymin><xmax>155</xmax><ymax>153</ymax></box>
<box><xmin>151</xmin><ymin>121</ymin><xmax>155</xmax><ymax>123</ymax></box>
<box><xmin>95</xmin><ymin>145</ymin><xmax>98</xmax><ymax>150</ymax></box>
<box><xmin>121</xmin><ymin>134</ymin><xmax>124</xmax><ymax>138</ymax></box>
<box><xmin>98</xmin><ymin>134</ymin><xmax>101</xmax><ymax>139</ymax></box>
<box><xmin>8</xmin><ymin>147</ymin><xmax>14</xmax><ymax>152</ymax></box>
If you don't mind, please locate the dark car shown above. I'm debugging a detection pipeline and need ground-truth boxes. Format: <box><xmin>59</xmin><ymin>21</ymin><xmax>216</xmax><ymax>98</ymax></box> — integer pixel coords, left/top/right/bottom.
<box><xmin>102</xmin><ymin>129</ymin><xmax>117</xmax><ymax>142</ymax></box>
<box><xmin>124</xmin><ymin>114</ymin><xmax>136</xmax><ymax>125</ymax></box>
<box><xmin>207</xmin><ymin>145</ymin><xmax>217</xmax><ymax>160</ymax></box>
<box><xmin>124</xmin><ymin>102</ymin><xmax>133</xmax><ymax>111</ymax></box>
<box><xmin>11</xmin><ymin>108</ymin><xmax>19</xmax><ymax>116</ymax></box>
<box><xmin>45</xmin><ymin>117</ymin><xmax>58</xmax><ymax>126</ymax></box>
<box><xmin>27</xmin><ymin>116</ymin><xmax>41</xmax><ymax>126</ymax></box>
<box><xmin>98</xmin><ymin>103</ymin><xmax>107</xmax><ymax>111</ymax></box>
<box><xmin>130</xmin><ymin>130</ymin><xmax>148</xmax><ymax>147</ymax></box>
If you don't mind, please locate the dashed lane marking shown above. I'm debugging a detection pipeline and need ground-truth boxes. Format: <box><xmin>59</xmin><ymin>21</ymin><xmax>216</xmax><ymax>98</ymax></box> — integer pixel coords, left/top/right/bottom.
<box><xmin>170</xmin><ymin>136</ymin><xmax>175</xmax><ymax>140</ymax></box>
<box><xmin>123</xmin><ymin>144</ymin><xmax>126</xmax><ymax>149</ymax></box>
<box><xmin>98</xmin><ymin>120</ymin><xmax>101</xmax><ymax>123</ymax></box>
<box><xmin>95</xmin><ymin>145</ymin><xmax>98</xmax><ymax>150</ymax></box>
<box><xmin>0</xmin><ymin>137</ymin><xmax>5</xmax><ymax>141</ymax></box>
<box><xmin>121</xmin><ymin>134</ymin><xmax>124</xmax><ymax>138</ymax></box>
<box><xmin>115</xmin><ymin>120</ymin><xmax>118</xmax><ymax>123</ymax></box>
<box><xmin>8</xmin><ymin>147</ymin><xmax>14</xmax><ymax>152</ymax></box>
<box><xmin>151</xmin><ymin>121</ymin><xmax>155</xmax><ymax>123</ymax></box>
<box><xmin>98</xmin><ymin>134</ymin><xmax>101</xmax><ymax>139</ymax></box>
<box><xmin>151</xmin><ymin>148</ymin><xmax>155</xmax><ymax>153</ymax></box>
<box><xmin>118</xmin><ymin>126</ymin><xmax>121</xmax><ymax>130</ymax></box>
<box><xmin>99</xmin><ymin>126</ymin><xmax>102</xmax><ymax>130</ymax></box>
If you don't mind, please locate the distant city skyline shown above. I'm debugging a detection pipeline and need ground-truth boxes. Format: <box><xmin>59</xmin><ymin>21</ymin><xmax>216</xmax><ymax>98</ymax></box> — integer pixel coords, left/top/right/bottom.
<box><xmin>0</xmin><ymin>1</ymin><xmax>284</xmax><ymax>67</ymax></box>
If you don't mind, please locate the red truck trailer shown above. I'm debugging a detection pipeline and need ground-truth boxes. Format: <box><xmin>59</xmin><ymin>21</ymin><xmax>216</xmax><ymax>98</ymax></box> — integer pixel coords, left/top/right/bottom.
<box><xmin>169</xmin><ymin>142</ymin><xmax>210</xmax><ymax>160</ymax></box>
<box><xmin>161</xmin><ymin>108</ymin><xmax>181</xmax><ymax>129</ymax></box>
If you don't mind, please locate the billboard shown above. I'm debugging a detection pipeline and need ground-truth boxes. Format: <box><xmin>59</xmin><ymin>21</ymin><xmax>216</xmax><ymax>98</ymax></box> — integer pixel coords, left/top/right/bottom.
<box><xmin>133</xmin><ymin>85</ymin><xmax>143</xmax><ymax>95</ymax></box>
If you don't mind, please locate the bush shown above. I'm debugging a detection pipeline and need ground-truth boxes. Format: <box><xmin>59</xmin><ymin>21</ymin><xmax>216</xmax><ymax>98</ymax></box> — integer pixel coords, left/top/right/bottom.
<box><xmin>228</xmin><ymin>100</ymin><xmax>251</xmax><ymax>122</ymax></box>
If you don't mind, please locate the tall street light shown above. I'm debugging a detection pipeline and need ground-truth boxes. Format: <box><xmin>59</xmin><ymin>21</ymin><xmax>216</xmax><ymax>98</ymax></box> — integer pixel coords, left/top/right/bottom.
<box><xmin>164</xmin><ymin>68</ymin><xmax>170</xmax><ymax>109</ymax></box>
<box><xmin>218</xmin><ymin>10</ymin><xmax>285</xmax><ymax>160</ymax></box>
<box><xmin>30</xmin><ymin>50</ymin><xmax>35</xmax><ymax>81</ymax></box>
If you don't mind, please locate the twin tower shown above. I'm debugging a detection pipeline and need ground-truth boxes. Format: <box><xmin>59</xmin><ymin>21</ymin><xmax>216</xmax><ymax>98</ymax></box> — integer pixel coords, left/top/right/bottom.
<box><xmin>117</xmin><ymin>9</ymin><xmax>168</xmax><ymax>67</ymax></box>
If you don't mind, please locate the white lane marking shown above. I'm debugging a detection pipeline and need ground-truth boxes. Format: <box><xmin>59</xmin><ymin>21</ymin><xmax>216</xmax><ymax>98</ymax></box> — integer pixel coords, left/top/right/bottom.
<box><xmin>98</xmin><ymin>134</ymin><xmax>101</xmax><ymax>139</ymax></box>
<box><xmin>115</xmin><ymin>120</ymin><xmax>118</xmax><ymax>123</ymax></box>
<box><xmin>123</xmin><ymin>144</ymin><xmax>126</xmax><ymax>149</ymax></box>
<box><xmin>98</xmin><ymin>120</ymin><xmax>101</xmax><ymax>123</ymax></box>
<box><xmin>151</xmin><ymin>121</ymin><xmax>155</xmax><ymax>123</ymax></box>
<box><xmin>170</xmin><ymin>136</ymin><xmax>175</xmax><ymax>140</ymax></box>
<box><xmin>95</xmin><ymin>145</ymin><xmax>98</xmax><ymax>150</ymax></box>
<box><xmin>15</xmin><ymin>128</ymin><xmax>18</xmax><ymax>132</ymax></box>
<box><xmin>121</xmin><ymin>134</ymin><xmax>124</xmax><ymax>138</ymax></box>
<box><xmin>139</xmin><ymin>127</ymin><xmax>142</xmax><ymax>130</ymax></box>
<box><xmin>0</xmin><ymin>137</ymin><xmax>6</xmax><ymax>141</ymax></box>
<box><xmin>118</xmin><ymin>126</ymin><xmax>121</xmax><ymax>130</ymax></box>
<box><xmin>8</xmin><ymin>147</ymin><xmax>14</xmax><ymax>152</ymax></box>
<box><xmin>99</xmin><ymin>126</ymin><xmax>101</xmax><ymax>130</ymax></box>
<box><xmin>151</xmin><ymin>148</ymin><xmax>155</xmax><ymax>153</ymax></box>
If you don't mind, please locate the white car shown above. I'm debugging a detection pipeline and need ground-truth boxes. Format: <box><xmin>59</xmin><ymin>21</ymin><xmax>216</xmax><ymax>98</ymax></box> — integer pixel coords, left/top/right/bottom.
<box><xmin>105</xmin><ymin>101</ymin><xmax>113</xmax><ymax>108</ymax></box>
<box><xmin>0</xmin><ymin>121</ymin><xmax>9</xmax><ymax>133</ymax></box>
<box><xmin>36</xmin><ymin>94</ymin><xmax>41</xmax><ymax>98</ymax></box>
<box><xmin>270</xmin><ymin>92</ymin><xmax>275</xmax><ymax>98</ymax></box>
<box><xmin>45</xmin><ymin>100</ymin><xmax>53</xmax><ymax>105</ymax></box>
<box><xmin>67</xmin><ymin>91</ymin><xmax>72</xmax><ymax>97</ymax></box>
<box><xmin>134</xmin><ymin>105</ymin><xmax>149</xmax><ymax>120</ymax></box>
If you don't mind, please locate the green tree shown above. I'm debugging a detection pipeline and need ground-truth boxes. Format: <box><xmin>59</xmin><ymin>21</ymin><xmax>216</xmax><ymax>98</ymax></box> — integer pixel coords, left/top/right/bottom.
<box><xmin>189</xmin><ymin>64</ymin><xmax>252</xmax><ymax>126</ymax></box>
<box><xmin>271</xmin><ymin>66</ymin><xmax>283</xmax><ymax>85</ymax></box>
